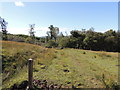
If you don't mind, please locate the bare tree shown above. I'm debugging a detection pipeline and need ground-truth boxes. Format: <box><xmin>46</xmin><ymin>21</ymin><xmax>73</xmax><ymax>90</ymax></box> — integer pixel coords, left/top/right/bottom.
<box><xmin>0</xmin><ymin>17</ymin><xmax>8</xmax><ymax>40</ymax></box>
<box><xmin>48</xmin><ymin>25</ymin><xmax>59</xmax><ymax>42</ymax></box>
<box><xmin>29</xmin><ymin>24</ymin><xmax>35</xmax><ymax>37</ymax></box>
<box><xmin>29</xmin><ymin>24</ymin><xmax>35</xmax><ymax>43</ymax></box>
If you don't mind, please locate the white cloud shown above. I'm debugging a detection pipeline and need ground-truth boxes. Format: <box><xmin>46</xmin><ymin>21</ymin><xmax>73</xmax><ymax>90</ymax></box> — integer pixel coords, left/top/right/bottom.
<box><xmin>15</xmin><ymin>1</ymin><xmax>24</xmax><ymax>7</ymax></box>
<box><xmin>35</xmin><ymin>27</ymin><xmax>49</xmax><ymax>37</ymax></box>
<box><xmin>59</xmin><ymin>27</ymin><xmax>71</xmax><ymax>36</ymax></box>
<box><xmin>7</xmin><ymin>27</ymin><xmax>49</xmax><ymax>37</ymax></box>
<box><xmin>7</xmin><ymin>27</ymin><xmax>28</xmax><ymax>35</ymax></box>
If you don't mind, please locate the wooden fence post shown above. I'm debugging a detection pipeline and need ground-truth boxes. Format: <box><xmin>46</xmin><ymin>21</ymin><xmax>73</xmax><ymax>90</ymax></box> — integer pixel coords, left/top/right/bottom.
<box><xmin>28</xmin><ymin>58</ymin><xmax>33</xmax><ymax>89</ymax></box>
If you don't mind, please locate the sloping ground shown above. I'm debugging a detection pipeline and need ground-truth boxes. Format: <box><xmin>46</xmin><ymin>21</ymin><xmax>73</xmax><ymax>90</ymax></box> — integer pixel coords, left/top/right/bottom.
<box><xmin>1</xmin><ymin>41</ymin><xmax>118</xmax><ymax>88</ymax></box>
<box><xmin>1</xmin><ymin>41</ymin><xmax>56</xmax><ymax>88</ymax></box>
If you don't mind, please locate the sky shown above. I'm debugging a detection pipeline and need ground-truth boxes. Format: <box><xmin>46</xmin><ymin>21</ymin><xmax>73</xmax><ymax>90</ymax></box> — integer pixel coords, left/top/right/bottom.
<box><xmin>0</xmin><ymin>1</ymin><xmax>118</xmax><ymax>37</ymax></box>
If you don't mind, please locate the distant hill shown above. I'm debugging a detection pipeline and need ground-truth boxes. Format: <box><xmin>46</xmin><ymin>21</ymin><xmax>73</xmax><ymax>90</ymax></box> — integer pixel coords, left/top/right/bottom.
<box><xmin>1</xmin><ymin>41</ymin><xmax>119</xmax><ymax>88</ymax></box>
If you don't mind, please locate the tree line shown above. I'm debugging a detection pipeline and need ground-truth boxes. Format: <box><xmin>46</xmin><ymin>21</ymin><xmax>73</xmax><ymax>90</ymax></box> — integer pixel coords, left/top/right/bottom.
<box><xmin>0</xmin><ymin>17</ymin><xmax>119</xmax><ymax>52</ymax></box>
<box><xmin>46</xmin><ymin>25</ymin><xmax>119</xmax><ymax>52</ymax></box>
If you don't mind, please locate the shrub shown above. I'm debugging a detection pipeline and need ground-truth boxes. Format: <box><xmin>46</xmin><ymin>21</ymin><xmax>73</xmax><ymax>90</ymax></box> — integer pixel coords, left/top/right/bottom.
<box><xmin>10</xmin><ymin>80</ymin><xmax>28</xmax><ymax>89</ymax></box>
<box><xmin>25</xmin><ymin>37</ymin><xmax>34</xmax><ymax>44</ymax></box>
<box><xmin>63</xmin><ymin>69</ymin><xmax>69</xmax><ymax>72</ymax></box>
<box><xmin>46</xmin><ymin>40</ymin><xmax>58</xmax><ymax>48</ymax></box>
<box><xmin>58</xmin><ymin>37</ymin><xmax>70</xmax><ymax>48</ymax></box>
<box><xmin>83</xmin><ymin>52</ymin><xmax>86</xmax><ymax>54</ymax></box>
<box><xmin>94</xmin><ymin>56</ymin><xmax>96</xmax><ymax>58</ymax></box>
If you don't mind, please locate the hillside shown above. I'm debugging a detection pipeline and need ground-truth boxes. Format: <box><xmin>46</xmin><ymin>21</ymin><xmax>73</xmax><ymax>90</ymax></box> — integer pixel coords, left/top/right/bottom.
<box><xmin>1</xmin><ymin>41</ymin><xmax>118</xmax><ymax>88</ymax></box>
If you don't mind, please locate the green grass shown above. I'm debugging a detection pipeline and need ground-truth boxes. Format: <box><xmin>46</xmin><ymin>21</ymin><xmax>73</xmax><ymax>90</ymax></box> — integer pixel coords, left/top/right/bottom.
<box><xmin>1</xmin><ymin>41</ymin><xmax>118</xmax><ymax>88</ymax></box>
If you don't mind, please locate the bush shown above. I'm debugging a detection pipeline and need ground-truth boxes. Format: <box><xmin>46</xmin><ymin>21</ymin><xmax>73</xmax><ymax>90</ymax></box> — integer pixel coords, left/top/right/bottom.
<box><xmin>83</xmin><ymin>52</ymin><xmax>86</xmax><ymax>54</ymax></box>
<box><xmin>10</xmin><ymin>80</ymin><xmax>28</xmax><ymax>89</ymax></box>
<box><xmin>46</xmin><ymin>40</ymin><xmax>58</xmax><ymax>48</ymax></box>
<box><xmin>25</xmin><ymin>37</ymin><xmax>34</xmax><ymax>44</ymax></box>
<box><xmin>94</xmin><ymin>56</ymin><xmax>96</xmax><ymax>58</ymax></box>
<box><xmin>58</xmin><ymin>37</ymin><xmax>70</xmax><ymax>48</ymax></box>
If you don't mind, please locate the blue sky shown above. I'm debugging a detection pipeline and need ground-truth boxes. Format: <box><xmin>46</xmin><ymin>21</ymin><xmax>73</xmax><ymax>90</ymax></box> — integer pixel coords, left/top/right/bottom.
<box><xmin>1</xmin><ymin>2</ymin><xmax>118</xmax><ymax>37</ymax></box>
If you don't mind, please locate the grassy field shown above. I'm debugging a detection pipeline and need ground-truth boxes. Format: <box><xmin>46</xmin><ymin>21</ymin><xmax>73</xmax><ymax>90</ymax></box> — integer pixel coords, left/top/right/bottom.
<box><xmin>1</xmin><ymin>41</ymin><xmax>118</xmax><ymax>88</ymax></box>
